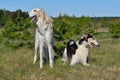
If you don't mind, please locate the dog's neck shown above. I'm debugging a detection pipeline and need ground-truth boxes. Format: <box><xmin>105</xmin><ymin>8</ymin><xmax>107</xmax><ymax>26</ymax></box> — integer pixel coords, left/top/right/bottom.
<box><xmin>37</xmin><ymin>16</ymin><xmax>45</xmax><ymax>24</ymax></box>
<box><xmin>36</xmin><ymin>19</ymin><xmax>47</xmax><ymax>31</ymax></box>
<box><xmin>36</xmin><ymin>15</ymin><xmax>53</xmax><ymax>36</ymax></box>
<box><xmin>78</xmin><ymin>41</ymin><xmax>88</xmax><ymax>49</ymax></box>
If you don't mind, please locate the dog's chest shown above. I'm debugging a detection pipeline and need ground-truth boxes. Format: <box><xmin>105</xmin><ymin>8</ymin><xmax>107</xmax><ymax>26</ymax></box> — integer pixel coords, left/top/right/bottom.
<box><xmin>75</xmin><ymin>46</ymin><xmax>88</xmax><ymax>56</ymax></box>
<box><xmin>37</xmin><ymin>20</ymin><xmax>48</xmax><ymax>28</ymax></box>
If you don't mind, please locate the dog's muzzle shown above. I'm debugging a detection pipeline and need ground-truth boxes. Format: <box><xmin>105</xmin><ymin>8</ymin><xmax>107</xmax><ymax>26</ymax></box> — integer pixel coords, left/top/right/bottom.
<box><xmin>31</xmin><ymin>16</ymin><xmax>37</xmax><ymax>22</ymax></box>
<box><xmin>90</xmin><ymin>42</ymin><xmax>100</xmax><ymax>48</ymax></box>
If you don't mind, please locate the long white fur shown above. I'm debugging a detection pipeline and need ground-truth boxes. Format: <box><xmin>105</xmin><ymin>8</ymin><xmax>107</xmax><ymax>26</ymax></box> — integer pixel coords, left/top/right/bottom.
<box><xmin>70</xmin><ymin>41</ymin><xmax>89</xmax><ymax>66</ymax></box>
<box><xmin>29</xmin><ymin>8</ymin><xmax>54</xmax><ymax>68</ymax></box>
<box><xmin>62</xmin><ymin>35</ymin><xmax>99</xmax><ymax>66</ymax></box>
<box><xmin>62</xmin><ymin>41</ymin><xmax>89</xmax><ymax>66</ymax></box>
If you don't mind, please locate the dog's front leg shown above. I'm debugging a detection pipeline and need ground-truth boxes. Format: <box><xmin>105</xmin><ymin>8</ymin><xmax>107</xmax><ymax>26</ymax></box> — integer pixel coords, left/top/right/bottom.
<box><xmin>39</xmin><ymin>43</ymin><xmax>44</xmax><ymax>68</ymax></box>
<box><xmin>82</xmin><ymin>52</ymin><xmax>90</xmax><ymax>67</ymax></box>
<box><xmin>33</xmin><ymin>31</ymin><xmax>39</xmax><ymax>64</ymax></box>
<box><xmin>82</xmin><ymin>62</ymin><xmax>90</xmax><ymax>67</ymax></box>
<box><xmin>81</xmin><ymin>57</ymin><xmax>90</xmax><ymax>67</ymax></box>
<box><xmin>48</xmin><ymin>45</ymin><xmax>54</xmax><ymax>68</ymax></box>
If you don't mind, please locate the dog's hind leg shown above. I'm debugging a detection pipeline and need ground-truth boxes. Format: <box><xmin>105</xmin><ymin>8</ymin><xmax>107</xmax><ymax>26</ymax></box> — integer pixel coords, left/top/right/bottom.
<box><xmin>43</xmin><ymin>47</ymin><xmax>49</xmax><ymax>62</ymax></box>
<box><xmin>33</xmin><ymin>31</ymin><xmax>39</xmax><ymax>64</ymax></box>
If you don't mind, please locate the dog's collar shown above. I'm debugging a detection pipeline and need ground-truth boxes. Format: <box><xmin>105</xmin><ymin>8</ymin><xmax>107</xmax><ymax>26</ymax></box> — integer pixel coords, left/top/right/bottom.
<box><xmin>38</xmin><ymin>29</ymin><xmax>44</xmax><ymax>36</ymax></box>
<box><xmin>37</xmin><ymin>27</ymin><xmax>48</xmax><ymax>36</ymax></box>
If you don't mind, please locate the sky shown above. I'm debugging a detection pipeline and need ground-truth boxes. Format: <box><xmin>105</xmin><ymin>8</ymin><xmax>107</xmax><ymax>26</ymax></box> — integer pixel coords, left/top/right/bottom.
<box><xmin>0</xmin><ymin>0</ymin><xmax>120</xmax><ymax>17</ymax></box>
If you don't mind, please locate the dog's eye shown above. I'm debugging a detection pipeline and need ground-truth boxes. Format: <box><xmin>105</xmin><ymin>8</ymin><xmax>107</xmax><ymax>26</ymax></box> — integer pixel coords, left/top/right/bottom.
<box><xmin>34</xmin><ymin>10</ymin><xmax>37</xmax><ymax>12</ymax></box>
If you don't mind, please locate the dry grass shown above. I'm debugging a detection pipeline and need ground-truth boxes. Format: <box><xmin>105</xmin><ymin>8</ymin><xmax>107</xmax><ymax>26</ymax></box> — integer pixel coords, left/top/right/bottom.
<box><xmin>97</xmin><ymin>27</ymin><xmax>109</xmax><ymax>32</ymax></box>
<box><xmin>0</xmin><ymin>33</ymin><xmax>120</xmax><ymax>80</ymax></box>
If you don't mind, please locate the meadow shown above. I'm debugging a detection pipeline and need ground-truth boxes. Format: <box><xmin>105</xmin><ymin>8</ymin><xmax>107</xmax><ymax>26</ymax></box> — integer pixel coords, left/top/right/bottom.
<box><xmin>0</xmin><ymin>9</ymin><xmax>120</xmax><ymax>80</ymax></box>
<box><xmin>0</xmin><ymin>32</ymin><xmax>120</xmax><ymax>80</ymax></box>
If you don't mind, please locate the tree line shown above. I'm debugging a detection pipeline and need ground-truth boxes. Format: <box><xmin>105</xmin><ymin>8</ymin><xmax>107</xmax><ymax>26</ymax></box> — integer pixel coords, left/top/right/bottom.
<box><xmin>0</xmin><ymin>9</ymin><xmax>120</xmax><ymax>49</ymax></box>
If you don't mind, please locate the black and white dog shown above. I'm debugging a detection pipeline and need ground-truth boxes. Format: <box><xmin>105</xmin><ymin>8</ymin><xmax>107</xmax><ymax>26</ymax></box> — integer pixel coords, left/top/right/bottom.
<box><xmin>62</xmin><ymin>34</ymin><xmax>100</xmax><ymax>66</ymax></box>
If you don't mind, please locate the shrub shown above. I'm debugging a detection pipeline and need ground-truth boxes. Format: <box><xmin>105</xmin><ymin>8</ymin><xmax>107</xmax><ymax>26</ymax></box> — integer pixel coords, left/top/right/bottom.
<box><xmin>0</xmin><ymin>35</ymin><xmax>2</xmax><ymax>43</ymax></box>
<box><xmin>2</xmin><ymin>17</ymin><xmax>35</xmax><ymax>48</ymax></box>
<box><xmin>109</xmin><ymin>20</ymin><xmax>120</xmax><ymax>38</ymax></box>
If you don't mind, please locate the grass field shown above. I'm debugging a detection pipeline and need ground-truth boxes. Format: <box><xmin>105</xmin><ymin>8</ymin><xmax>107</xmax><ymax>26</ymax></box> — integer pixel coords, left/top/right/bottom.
<box><xmin>0</xmin><ymin>33</ymin><xmax>120</xmax><ymax>80</ymax></box>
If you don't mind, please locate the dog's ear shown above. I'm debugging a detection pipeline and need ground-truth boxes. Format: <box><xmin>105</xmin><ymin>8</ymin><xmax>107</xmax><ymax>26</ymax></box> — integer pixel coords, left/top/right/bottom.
<box><xmin>40</xmin><ymin>10</ymin><xmax>44</xmax><ymax>14</ymax></box>
<box><xmin>39</xmin><ymin>10</ymin><xmax>46</xmax><ymax>21</ymax></box>
<box><xmin>37</xmin><ymin>9</ymin><xmax>44</xmax><ymax>16</ymax></box>
<box><xmin>81</xmin><ymin>33</ymin><xmax>88</xmax><ymax>39</ymax></box>
<box><xmin>46</xmin><ymin>17</ymin><xmax>53</xmax><ymax>24</ymax></box>
<box><xmin>33</xmin><ymin>9</ymin><xmax>37</xmax><ymax>12</ymax></box>
<box><xmin>87</xmin><ymin>33</ymin><xmax>93</xmax><ymax>38</ymax></box>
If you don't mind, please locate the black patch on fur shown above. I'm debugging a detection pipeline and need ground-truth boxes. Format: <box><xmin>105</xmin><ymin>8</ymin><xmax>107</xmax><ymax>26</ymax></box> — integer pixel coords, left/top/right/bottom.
<box><xmin>67</xmin><ymin>40</ymin><xmax>78</xmax><ymax>58</ymax></box>
<box><xmin>78</xmin><ymin>34</ymin><xmax>93</xmax><ymax>45</ymax></box>
<box><xmin>87</xmin><ymin>57</ymin><xmax>89</xmax><ymax>63</ymax></box>
<box><xmin>78</xmin><ymin>38</ymin><xmax>85</xmax><ymax>45</ymax></box>
<box><xmin>84</xmin><ymin>34</ymin><xmax>93</xmax><ymax>42</ymax></box>
<box><xmin>87</xmin><ymin>34</ymin><xmax>93</xmax><ymax>38</ymax></box>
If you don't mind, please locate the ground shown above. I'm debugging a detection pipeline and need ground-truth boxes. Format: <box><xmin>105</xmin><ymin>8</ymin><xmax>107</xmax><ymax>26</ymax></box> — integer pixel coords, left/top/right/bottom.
<box><xmin>0</xmin><ymin>33</ymin><xmax>120</xmax><ymax>80</ymax></box>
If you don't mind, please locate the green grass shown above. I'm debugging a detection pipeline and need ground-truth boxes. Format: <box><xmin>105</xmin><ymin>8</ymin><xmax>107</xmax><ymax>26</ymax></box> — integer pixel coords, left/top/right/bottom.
<box><xmin>0</xmin><ymin>33</ymin><xmax>120</xmax><ymax>80</ymax></box>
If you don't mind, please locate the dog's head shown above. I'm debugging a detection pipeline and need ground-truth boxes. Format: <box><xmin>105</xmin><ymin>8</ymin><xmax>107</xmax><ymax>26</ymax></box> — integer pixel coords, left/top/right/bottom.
<box><xmin>29</xmin><ymin>8</ymin><xmax>44</xmax><ymax>22</ymax></box>
<box><xmin>79</xmin><ymin>34</ymin><xmax>100</xmax><ymax>48</ymax></box>
<box><xmin>29</xmin><ymin>8</ymin><xmax>53</xmax><ymax>24</ymax></box>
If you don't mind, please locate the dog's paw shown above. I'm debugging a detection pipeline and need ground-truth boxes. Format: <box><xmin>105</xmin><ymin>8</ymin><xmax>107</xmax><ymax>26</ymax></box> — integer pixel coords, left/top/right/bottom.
<box><xmin>33</xmin><ymin>60</ymin><xmax>36</xmax><ymax>64</ymax></box>
<box><xmin>83</xmin><ymin>63</ymin><xmax>90</xmax><ymax>67</ymax></box>
<box><xmin>70</xmin><ymin>63</ymin><xmax>75</xmax><ymax>66</ymax></box>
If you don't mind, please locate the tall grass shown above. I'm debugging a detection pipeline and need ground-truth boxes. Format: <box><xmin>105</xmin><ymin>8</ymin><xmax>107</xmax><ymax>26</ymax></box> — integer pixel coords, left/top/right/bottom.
<box><xmin>0</xmin><ymin>33</ymin><xmax>120</xmax><ymax>80</ymax></box>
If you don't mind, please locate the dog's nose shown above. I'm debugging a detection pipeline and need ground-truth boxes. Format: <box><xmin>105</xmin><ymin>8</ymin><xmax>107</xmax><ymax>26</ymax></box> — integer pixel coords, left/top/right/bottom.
<box><xmin>98</xmin><ymin>45</ymin><xmax>100</xmax><ymax>47</ymax></box>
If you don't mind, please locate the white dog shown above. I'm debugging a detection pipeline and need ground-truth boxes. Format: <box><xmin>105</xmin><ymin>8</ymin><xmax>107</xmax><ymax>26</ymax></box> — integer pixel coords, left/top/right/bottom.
<box><xmin>29</xmin><ymin>8</ymin><xmax>54</xmax><ymax>68</ymax></box>
<box><xmin>62</xmin><ymin>34</ymin><xmax>100</xmax><ymax>66</ymax></box>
